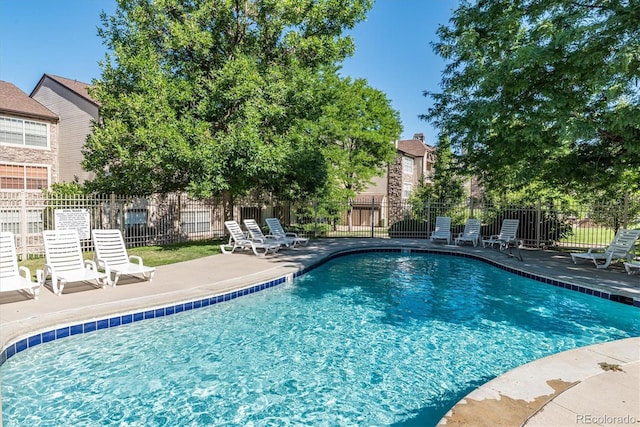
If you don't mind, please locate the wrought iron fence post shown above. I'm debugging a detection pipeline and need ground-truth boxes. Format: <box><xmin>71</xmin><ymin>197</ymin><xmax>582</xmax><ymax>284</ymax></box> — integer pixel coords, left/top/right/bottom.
<box><xmin>623</xmin><ymin>192</ymin><xmax>629</xmax><ymax>229</ymax></box>
<box><xmin>426</xmin><ymin>198</ymin><xmax>431</xmax><ymax>233</ymax></box>
<box><xmin>536</xmin><ymin>198</ymin><xmax>542</xmax><ymax>248</ymax></box>
<box><xmin>177</xmin><ymin>193</ymin><xmax>182</xmax><ymax>237</ymax></box>
<box><xmin>20</xmin><ymin>191</ymin><xmax>27</xmax><ymax>260</ymax></box>
<box><xmin>110</xmin><ymin>193</ymin><xmax>117</xmax><ymax>229</ymax></box>
<box><xmin>370</xmin><ymin>196</ymin><xmax>375</xmax><ymax>238</ymax></box>
<box><xmin>314</xmin><ymin>198</ymin><xmax>319</xmax><ymax>238</ymax></box>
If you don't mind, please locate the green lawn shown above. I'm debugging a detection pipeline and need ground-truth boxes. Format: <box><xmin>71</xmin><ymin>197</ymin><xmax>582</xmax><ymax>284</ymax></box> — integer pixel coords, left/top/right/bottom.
<box><xmin>559</xmin><ymin>227</ymin><xmax>615</xmax><ymax>246</ymax></box>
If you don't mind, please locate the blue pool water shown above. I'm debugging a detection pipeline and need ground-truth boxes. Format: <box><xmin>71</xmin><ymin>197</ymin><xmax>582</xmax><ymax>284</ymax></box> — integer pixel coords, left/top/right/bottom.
<box><xmin>2</xmin><ymin>252</ymin><xmax>640</xmax><ymax>426</ymax></box>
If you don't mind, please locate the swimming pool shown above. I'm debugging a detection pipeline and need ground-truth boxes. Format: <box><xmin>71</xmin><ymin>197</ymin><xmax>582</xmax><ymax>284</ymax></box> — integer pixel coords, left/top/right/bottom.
<box><xmin>2</xmin><ymin>251</ymin><xmax>639</xmax><ymax>426</ymax></box>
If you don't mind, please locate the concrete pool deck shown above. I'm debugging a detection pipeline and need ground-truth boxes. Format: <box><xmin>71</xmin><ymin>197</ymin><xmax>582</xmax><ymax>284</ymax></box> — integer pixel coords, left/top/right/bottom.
<box><xmin>1</xmin><ymin>238</ymin><xmax>639</xmax><ymax>426</ymax></box>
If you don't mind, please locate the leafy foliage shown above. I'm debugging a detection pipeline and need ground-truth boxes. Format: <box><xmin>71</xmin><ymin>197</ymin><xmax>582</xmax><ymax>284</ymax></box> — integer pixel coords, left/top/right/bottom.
<box><xmin>317</xmin><ymin>75</ymin><xmax>401</xmax><ymax>201</ymax></box>
<box><xmin>43</xmin><ymin>181</ymin><xmax>88</xmax><ymax>198</ymax></box>
<box><xmin>83</xmin><ymin>0</ymin><xmax>375</xmax><ymax>201</ymax></box>
<box><xmin>388</xmin><ymin>219</ymin><xmax>429</xmax><ymax>239</ymax></box>
<box><xmin>408</xmin><ymin>135</ymin><xmax>466</xmax><ymax>222</ymax></box>
<box><xmin>579</xmin><ymin>176</ymin><xmax>640</xmax><ymax>231</ymax></box>
<box><xmin>423</xmin><ymin>0</ymin><xmax>640</xmax><ymax>195</ymax></box>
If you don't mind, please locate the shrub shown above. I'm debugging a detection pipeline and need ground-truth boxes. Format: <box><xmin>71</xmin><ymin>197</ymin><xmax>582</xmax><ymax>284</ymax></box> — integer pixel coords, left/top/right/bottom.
<box><xmin>388</xmin><ymin>219</ymin><xmax>430</xmax><ymax>239</ymax></box>
<box><xmin>300</xmin><ymin>222</ymin><xmax>332</xmax><ymax>237</ymax></box>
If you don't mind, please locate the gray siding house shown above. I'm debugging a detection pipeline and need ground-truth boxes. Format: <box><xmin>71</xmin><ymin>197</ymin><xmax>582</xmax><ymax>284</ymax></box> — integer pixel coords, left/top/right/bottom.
<box><xmin>31</xmin><ymin>74</ymin><xmax>99</xmax><ymax>184</ymax></box>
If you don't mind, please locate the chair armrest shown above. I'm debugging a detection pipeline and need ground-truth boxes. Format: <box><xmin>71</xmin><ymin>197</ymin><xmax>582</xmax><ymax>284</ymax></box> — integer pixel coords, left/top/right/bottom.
<box><xmin>84</xmin><ymin>259</ymin><xmax>99</xmax><ymax>271</ymax></box>
<box><xmin>95</xmin><ymin>257</ymin><xmax>107</xmax><ymax>269</ymax></box>
<box><xmin>43</xmin><ymin>264</ymin><xmax>54</xmax><ymax>276</ymax></box>
<box><xmin>285</xmin><ymin>232</ymin><xmax>299</xmax><ymax>238</ymax></box>
<box><xmin>129</xmin><ymin>255</ymin><xmax>144</xmax><ymax>266</ymax></box>
<box><xmin>19</xmin><ymin>265</ymin><xmax>32</xmax><ymax>281</ymax></box>
<box><xmin>42</xmin><ymin>264</ymin><xmax>55</xmax><ymax>285</ymax></box>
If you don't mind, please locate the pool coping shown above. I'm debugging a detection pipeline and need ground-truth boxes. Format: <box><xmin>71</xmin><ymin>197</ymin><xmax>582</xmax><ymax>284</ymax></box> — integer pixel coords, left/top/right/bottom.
<box><xmin>1</xmin><ymin>239</ymin><xmax>639</xmax><ymax>426</ymax></box>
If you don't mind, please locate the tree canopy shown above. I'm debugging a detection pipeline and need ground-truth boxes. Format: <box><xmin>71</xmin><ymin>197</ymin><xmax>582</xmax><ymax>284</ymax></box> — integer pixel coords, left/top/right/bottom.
<box><xmin>423</xmin><ymin>0</ymin><xmax>640</xmax><ymax>195</ymax></box>
<box><xmin>318</xmin><ymin>75</ymin><xmax>401</xmax><ymax>200</ymax></box>
<box><xmin>82</xmin><ymin>0</ymin><xmax>380</xmax><ymax>201</ymax></box>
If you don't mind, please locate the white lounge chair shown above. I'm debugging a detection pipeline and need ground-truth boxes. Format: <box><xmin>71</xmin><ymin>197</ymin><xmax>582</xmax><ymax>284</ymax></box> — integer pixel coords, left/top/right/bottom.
<box><xmin>430</xmin><ymin>216</ymin><xmax>451</xmax><ymax>244</ymax></box>
<box><xmin>42</xmin><ymin>229</ymin><xmax>108</xmax><ymax>295</ymax></box>
<box><xmin>624</xmin><ymin>261</ymin><xmax>640</xmax><ymax>275</ymax></box>
<box><xmin>571</xmin><ymin>229</ymin><xmax>640</xmax><ymax>269</ymax></box>
<box><xmin>0</xmin><ymin>231</ymin><xmax>41</xmax><ymax>299</ymax></box>
<box><xmin>454</xmin><ymin>218</ymin><xmax>482</xmax><ymax>247</ymax></box>
<box><xmin>483</xmin><ymin>219</ymin><xmax>520</xmax><ymax>249</ymax></box>
<box><xmin>92</xmin><ymin>229</ymin><xmax>155</xmax><ymax>286</ymax></box>
<box><xmin>243</xmin><ymin>219</ymin><xmax>288</xmax><ymax>247</ymax></box>
<box><xmin>265</xmin><ymin>218</ymin><xmax>309</xmax><ymax>247</ymax></box>
<box><xmin>221</xmin><ymin>220</ymin><xmax>280</xmax><ymax>256</ymax></box>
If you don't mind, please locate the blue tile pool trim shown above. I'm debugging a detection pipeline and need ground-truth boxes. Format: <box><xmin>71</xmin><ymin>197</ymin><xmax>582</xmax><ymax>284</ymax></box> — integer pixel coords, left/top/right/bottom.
<box><xmin>1</xmin><ymin>246</ymin><xmax>637</xmax><ymax>366</ymax></box>
<box><xmin>0</xmin><ymin>275</ymin><xmax>288</xmax><ymax>366</ymax></box>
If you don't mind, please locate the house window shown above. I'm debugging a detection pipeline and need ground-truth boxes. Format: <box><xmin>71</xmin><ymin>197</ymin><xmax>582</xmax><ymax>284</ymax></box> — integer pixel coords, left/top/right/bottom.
<box><xmin>0</xmin><ymin>164</ymin><xmax>49</xmax><ymax>190</ymax></box>
<box><xmin>402</xmin><ymin>156</ymin><xmax>413</xmax><ymax>174</ymax></box>
<box><xmin>182</xmin><ymin>210</ymin><xmax>211</xmax><ymax>233</ymax></box>
<box><xmin>403</xmin><ymin>182</ymin><xmax>413</xmax><ymax>199</ymax></box>
<box><xmin>0</xmin><ymin>209</ymin><xmax>43</xmax><ymax>234</ymax></box>
<box><xmin>125</xmin><ymin>209</ymin><xmax>147</xmax><ymax>227</ymax></box>
<box><xmin>0</xmin><ymin>116</ymin><xmax>48</xmax><ymax>148</ymax></box>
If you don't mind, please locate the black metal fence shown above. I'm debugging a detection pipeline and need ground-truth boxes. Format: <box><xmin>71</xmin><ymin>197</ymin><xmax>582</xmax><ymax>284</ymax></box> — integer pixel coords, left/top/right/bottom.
<box><xmin>1</xmin><ymin>191</ymin><xmax>639</xmax><ymax>259</ymax></box>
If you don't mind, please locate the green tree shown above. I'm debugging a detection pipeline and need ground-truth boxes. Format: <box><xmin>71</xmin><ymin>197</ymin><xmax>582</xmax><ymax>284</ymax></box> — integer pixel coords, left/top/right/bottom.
<box><xmin>423</xmin><ymin>0</ymin><xmax>640</xmax><ymax>195</ymax></box>
<box><xmin>316</xmin><ymin>75</ymin><xmax>402</xmax><ymax>228</ymax></box>
<box><xmin>83</xmin><ymin>0</ymin><xmax>373</xmax><ymax>211</ymax></box>
<box><xmin>409</xmin><ymin>134</ymin><xmax>465</xmax><ymax>221</ymax></box>
<box><xmin>428</xmin><ymin>135</ymin><xmax>465</xmax><ymax>205</ymax></box>
<box><xmin>578</xmin><ymin>171</ymin><xmax>640</xmax><ymax>232</ymax></box>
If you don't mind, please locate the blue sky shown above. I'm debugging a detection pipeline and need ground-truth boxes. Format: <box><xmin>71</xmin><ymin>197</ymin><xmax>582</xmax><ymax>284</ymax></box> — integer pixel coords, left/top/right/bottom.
<box><xmin>0</xmin><ymin>0</ymin><xmax>457</xmax><ymax>144</ymax></box>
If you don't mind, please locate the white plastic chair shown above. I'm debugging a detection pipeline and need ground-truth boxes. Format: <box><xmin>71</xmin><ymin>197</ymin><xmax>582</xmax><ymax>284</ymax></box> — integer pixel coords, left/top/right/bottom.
<box><xmin>430</xmin><ymin>216</ymin><xmax>451</xmax><ymax>244</ymax></box>
<box><xmin>483</xmin><ymin>219</ymin><xmax>520</xmax><ymax>249</ymax></box>
<box><xmin>221</xmin><ymin>220</ymin><xmax>280</xmax><ymax>256</ymax></box>
<box><xmin>92</xmin><ymin>229</ymin><xmax>155</xmax><ymax>286</ymax></box>
<box><xmin>571</xmin><ymin>229</ymin><xmax>640</xmax><ymax>269</ymax></box>
<box><xmin>454</xmin><ymin>218</ymin><xmax>482</xmax><ymax>247</ymax></box>
<box><xmin>243</xmin><ymin>219</ymin><xmax>288</xmax><ymax>247</ymax></box>
<box><xmin>624</xmin><ymin>261</ymin><xmax>640</xmax><ymax>275</ymax></box>
<box><xmin>0</xmin><ymin>231</ymin><xmax>41</xmax><ymax>299</ymax></box>
<box><xmin>265</xmin><ymin>218</ymin><xmax>309</xmax><ymax>247</ymax></box>
<box><xmin>42</xmin><ymin>229</ymin><xmax>108</xmax><ymax>295</ymax></box>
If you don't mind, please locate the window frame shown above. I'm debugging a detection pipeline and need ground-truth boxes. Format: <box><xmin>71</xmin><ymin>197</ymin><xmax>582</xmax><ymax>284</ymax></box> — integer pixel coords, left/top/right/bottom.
<box><xmin>402</xmin><ymin>182</ymin><xmax>413</xmax><ymax>199</ymax></box>
<box><xmin>124</xmin><ymin>209</ymin><xmax>148</xmax><ymax>227</ymax></box>
<box><xmin>0</xmin><ymin>116</ymin><xmax>49</xmax><ymax>149</ymax></box>
<box><xmin>402</xmin><ymin>156</ymin><xmax>413</xmax><ymax>174</ymax></box>
<box><xmin>0</xmin><ymin>163</ymin><xmax>50</xmax><ymax>191</ymax></box>
<box><xmin>0</xmin><ymin>209</ymin><xmax>44</xmax><ymax>234</ymax></box>
<box><xmin>181</xmin><ymin>210</ymin><xmax>211</xmax><ymax>233</ymax></box>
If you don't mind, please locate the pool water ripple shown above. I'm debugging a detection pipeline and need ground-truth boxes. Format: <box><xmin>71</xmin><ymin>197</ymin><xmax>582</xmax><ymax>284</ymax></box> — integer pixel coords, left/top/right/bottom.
<box><xmin>2</xmin><ymin>252</ymin><xmax>639</xmax><ymax>426</ymax></box>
